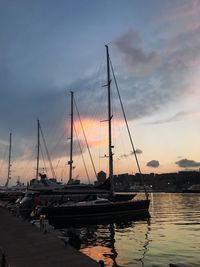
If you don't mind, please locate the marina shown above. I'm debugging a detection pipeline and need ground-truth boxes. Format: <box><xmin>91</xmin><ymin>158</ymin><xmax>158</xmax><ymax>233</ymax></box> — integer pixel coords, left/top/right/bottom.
<box><xmin>1</xmin><ymin>1</ymin><xmax>200</xmax><ymax>266</ymax></box>
<box><xmin>0</xmin><ymin>43</ymin><xmax>199</xmax><ymax>266</ymax></box>
<box><xmin>0</xmin><ymin>193</ymin><xmax>199</xmax><ymax>266</ymax></box>
<box><xmin>50</xmin><ymin>193</ymin><xmax>200</xmax><ymax>267</ymax></box>
<box><xmin>27</xmin><ymin>45</ymin><xmax>150</xmax><ymax>223</ymax></box>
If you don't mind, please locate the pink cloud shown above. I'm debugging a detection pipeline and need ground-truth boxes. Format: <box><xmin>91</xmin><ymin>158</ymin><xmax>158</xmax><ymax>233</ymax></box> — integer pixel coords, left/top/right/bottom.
<box><xmin>160</xmin><ymin>0</ymin><xmax>199</xmax><ymax>22</ymax></box>
<box><xmin>185</xmin><ymin>22</ymin><xmax>200</xmax><ymax>32</ymax></box>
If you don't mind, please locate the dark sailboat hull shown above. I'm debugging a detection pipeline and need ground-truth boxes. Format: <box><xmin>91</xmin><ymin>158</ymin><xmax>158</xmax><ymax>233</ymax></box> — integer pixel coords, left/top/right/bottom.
<box><xmin>36</xmin><ymin>199</ymin><xmax>150</xmax><ymax>223</ymax></box>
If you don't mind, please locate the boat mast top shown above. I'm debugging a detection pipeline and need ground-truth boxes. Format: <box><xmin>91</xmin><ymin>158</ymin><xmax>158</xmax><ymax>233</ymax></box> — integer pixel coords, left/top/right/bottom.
<box><xmin>5</xmin><ymin>132</ymin><xmax>12</xmax><ymax>187</ymax></box>
<box><xmin>68</xmin><ymin>91</ymin><xmax>74</xmax><ymax>182</ymax></box>
<box><xmin>105</xmin><ymin>45</ymin><xmax>114</xmax><ymax>196</ymax></box>
<box><xmin>36</xmin><ymin>119</ymin><xmax>40</xmax><ymax>180</ymax></box>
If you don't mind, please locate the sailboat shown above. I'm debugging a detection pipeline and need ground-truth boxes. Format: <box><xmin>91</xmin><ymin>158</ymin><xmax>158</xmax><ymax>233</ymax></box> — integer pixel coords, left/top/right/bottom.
<box><xmin>18</xmin><ymin>112</ymin><xmax>110</xmax><ymax>218</ymax></box>
<box><xmin>0</xmin><ymin>133</ymin><xmax>26</xmax><ymax>201</ymax></box>
<box><xmin>35</xmin><ymin>45</ymin><xmax>150</xmax><ymax>223</ymax></box>
<box><xmin>27</xmin><ymin>119</ymin><xmax>64</xmax><ymax>191</ymax></box>
<box><xmin>0</xmin><ymin>132</ymin><xmax>12</xmax><ymax>192</ymax></box>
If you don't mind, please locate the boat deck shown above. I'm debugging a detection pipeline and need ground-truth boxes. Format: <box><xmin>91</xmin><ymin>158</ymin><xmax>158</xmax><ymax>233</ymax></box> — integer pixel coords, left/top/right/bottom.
<box><xmin>0</xmin><ymin>206</ymin><xmax>99</xmax><ymax>267</ymax></box>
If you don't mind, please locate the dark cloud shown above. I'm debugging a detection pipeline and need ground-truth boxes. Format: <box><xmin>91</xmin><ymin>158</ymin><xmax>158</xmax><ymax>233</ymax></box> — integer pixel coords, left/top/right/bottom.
<box><xmin>134</xmin><ymin>149</ymin><xmax>143</xmax><ymax>154</ymax></box>
<box><xmin>175</xmin><ymin>159</ymin><xmax>200</xmax><ymax>168</ymax></box>
<box><xmin>167</xmin><ymin>25</ymin><xmax>200</xmax><ymax>69</ymax></box>
<box><xmin>146</xmin><ymin>160</ymin><xmax>160</xmax><ymax>168</ymax></box>
<box><xmin>0</xmin><ymin>68</ymin><xmax>100</xmax><ymax>163</ymax></box>
<box><xmin>0</xmin><ymin>30</ymin><xmax>193</xmax><ymax>162</ymax></box>
<box><xmin>107</xmin><ymin>26</ymin><xmax>200</xmax><ymax>122</ymax></box>
<box><xmin>0</xmin><ymin>87</ymin><xmax>66</xmax><ymax>146</ymax></box>
<box><xmin>1</xmin><ymin>10</ymin><xmax>200</xmax><ymax>167</ymax></box>
<box><xmin>114</xmin><ymin>29</ymin><xmax>160</xmax><ymax>76</ymax></box>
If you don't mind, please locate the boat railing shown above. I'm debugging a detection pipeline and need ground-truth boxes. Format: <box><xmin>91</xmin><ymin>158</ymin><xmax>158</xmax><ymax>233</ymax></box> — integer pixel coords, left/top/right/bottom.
<box><xmin>39</xmin><ymin>198</ymin><xmax>111</xmax><ymax>208</ymax></box>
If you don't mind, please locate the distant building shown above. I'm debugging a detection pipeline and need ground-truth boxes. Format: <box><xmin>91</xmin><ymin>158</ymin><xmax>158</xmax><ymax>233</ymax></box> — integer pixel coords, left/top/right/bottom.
<box><xmin>113</xmin><ymin>171</ymin><xmax>200</xmax><ymax>192</ymax></box>
<box><xmin>94</xmin><ymin>170</ymin><xmax>200</xmax><ymax>192</ymax></box>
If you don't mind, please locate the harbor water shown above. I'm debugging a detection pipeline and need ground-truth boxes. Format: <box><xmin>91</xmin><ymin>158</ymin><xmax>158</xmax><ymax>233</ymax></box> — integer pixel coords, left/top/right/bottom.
<box><xmin>53</xmin><ymin>193</ymin><xmax>200</xmax><ymax>266</ymax></box>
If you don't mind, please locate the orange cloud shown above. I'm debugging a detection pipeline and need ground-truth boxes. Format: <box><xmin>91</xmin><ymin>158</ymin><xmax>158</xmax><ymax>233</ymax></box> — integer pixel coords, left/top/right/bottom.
<box><xmin>73</xmin><ymin>117</ymin><xmax>125</xmax><ymax>148</ymax></box>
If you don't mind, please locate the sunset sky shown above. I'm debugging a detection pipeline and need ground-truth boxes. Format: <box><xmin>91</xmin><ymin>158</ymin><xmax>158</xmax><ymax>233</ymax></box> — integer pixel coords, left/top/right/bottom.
<box><xmin>0</xmin><ymin>0</ymin><xmax>200</xmax><ymax>185</ymax></box>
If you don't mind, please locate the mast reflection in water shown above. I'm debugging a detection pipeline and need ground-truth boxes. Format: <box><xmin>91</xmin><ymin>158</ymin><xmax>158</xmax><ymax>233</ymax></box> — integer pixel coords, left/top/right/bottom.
<box><xmin>52</xmin><ymin>193</ymin><xmax>200</xmax><ymax>267</ymax></box>
<box><xmin>80</xmin><ymin>219</ymin><xmax>150</xmax><ymax>267</ymax></box>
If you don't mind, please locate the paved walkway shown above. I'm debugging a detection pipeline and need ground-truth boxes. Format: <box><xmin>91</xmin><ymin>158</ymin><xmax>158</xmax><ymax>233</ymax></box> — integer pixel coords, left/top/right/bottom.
<box><xmin>0</xmin><ymin>206</ymin><xmax>99</xmax><ymax>267</ymax></box>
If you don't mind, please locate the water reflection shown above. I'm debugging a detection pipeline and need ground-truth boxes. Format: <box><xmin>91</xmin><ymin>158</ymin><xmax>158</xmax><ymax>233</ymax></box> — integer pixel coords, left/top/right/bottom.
<box><xmin>51</xmin><ymin>194</ymin><xmax>200</xmax><ymax>266</ymax></box>
<box><xmin>138</xmin><ymin>219</ymin><xmax>151</xmax><ymax>267</ymax></box>
<box><xmin>55</xmin><ymin>217</ymin><xmax>151</xmax><ymax>267</ymax></box>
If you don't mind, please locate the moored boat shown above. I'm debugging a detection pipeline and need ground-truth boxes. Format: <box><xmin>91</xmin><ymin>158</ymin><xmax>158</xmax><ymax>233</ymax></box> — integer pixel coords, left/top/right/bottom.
<box><xmin>34</xmin><ymin>45</ymin><xmax>150</xmax><ymax>223</ymax></box>
<box><xmin>36</xmin><ymin>197</ymin><xmax>150</xmax><ymax>223</ymax></box>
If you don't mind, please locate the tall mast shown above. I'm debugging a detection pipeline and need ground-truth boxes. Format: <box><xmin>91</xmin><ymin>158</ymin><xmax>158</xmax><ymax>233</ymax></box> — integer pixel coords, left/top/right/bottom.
<box><xmin>105</xmin><ymin>45</ymin><xmax>114</xmax><ymax>196</ymax></box>
<box><xmin>68</xmin><ymin>91</ymin><xmax>74</xmax><ymax>182</ymax></box>
<box><xmin>5</xmin><ymin>132</ymin><xmax>12</xmax><ymax>187</ymax></box>
<box><xmin>36</xmin><ymin>119</ymin><xmax>40</xmax><ymax>180</ymax></box>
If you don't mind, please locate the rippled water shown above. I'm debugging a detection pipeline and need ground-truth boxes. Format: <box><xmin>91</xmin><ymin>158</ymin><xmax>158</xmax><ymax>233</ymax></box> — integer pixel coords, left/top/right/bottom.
<box><xmin>55</xmin><ymin>193</ymin><xmax>200</xmax><ymax>266</ymax></box>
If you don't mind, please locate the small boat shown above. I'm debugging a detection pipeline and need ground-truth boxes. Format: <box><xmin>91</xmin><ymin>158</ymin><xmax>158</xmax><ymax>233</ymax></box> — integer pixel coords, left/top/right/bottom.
<box><xmin>28</xmin><ymin>173</ymin><xmax>65</xmax><ymax>191</ymax></box>
<box><xmin>35</xmin><ymin>45</ymin><xmax>150</xmax><ymax>223</ymax></box>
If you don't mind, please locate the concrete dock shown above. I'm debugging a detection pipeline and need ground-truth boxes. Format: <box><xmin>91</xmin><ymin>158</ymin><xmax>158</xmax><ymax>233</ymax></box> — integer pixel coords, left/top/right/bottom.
<box><xmin>0</xmin><ymin>206</ymin><xmax>99</xmax><ymax>267</ymax></box>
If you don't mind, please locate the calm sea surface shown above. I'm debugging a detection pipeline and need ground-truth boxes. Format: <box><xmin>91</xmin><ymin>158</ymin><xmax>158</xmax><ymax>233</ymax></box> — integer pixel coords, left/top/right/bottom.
<box><xmin>55</xmin><ymin>193</ymin><xmax>200</xmax><ymax>267</ymax></box>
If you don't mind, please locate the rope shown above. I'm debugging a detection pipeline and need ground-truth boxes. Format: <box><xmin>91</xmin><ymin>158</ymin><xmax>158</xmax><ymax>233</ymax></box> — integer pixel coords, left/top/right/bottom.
<box><xmin>39</xmin><ymin>124</ymin><xmax>56</xmax><ymax>179</ymax></box>
<box><xmin>110</xmin><ymin>57</ymin><xmax>148</xmax><ymax>200</ymax></box>
<box><xmin>74</xmin><ymin>96</ymin><xmax>97</xmax><ymax>178</ymax></box>
<box><xmin>74</xmin><ymin>125</ymin><xmax>90</xmax><ymax>184</ymax></box>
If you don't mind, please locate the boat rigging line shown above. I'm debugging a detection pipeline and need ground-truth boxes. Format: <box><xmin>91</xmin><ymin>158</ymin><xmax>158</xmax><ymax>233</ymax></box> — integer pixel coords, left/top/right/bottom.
<box><xmin>74</xmin><ymin>96</ymin><xmax>97</xmax><ymax>178</ymax></box>
<box><xmin>39</xmin><ymin>145</ymin><xmax>48</xmax><ymax>175</ymax></box>
<box><xmin>109</xmin><ymin>52</ymin><xmax>148</xmax><ymax>200</ymax></box>
<box><xmin>4</xmin><ymin>132</ymin><xmax>12</xmax><ymax>187</ymax></box>
<box><xmin>39</xmin><ymin>122</ymin><xmax>57</xmax><ymax>179</ymax></box>
<box><xmin>74</xmin><ymin>125</ymin><xmax>91</xmax><ymax>184</ymax></box>
<box><xmin>36</xmin><ymin>119</ymin><xmax>56</xmax><ymax>179</ymax></box>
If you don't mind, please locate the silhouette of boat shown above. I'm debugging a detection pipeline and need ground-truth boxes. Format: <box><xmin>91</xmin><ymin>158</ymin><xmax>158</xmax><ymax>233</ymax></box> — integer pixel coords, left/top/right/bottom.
<box><xmin>35</xmin><ymin>45</ymin><xmax>150</xmax><ymax>222</ymax></box>
<box><xmin>18</xmin><ymin>105</ymin><xmax>135</xmax><ymax>217</ymax></box>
